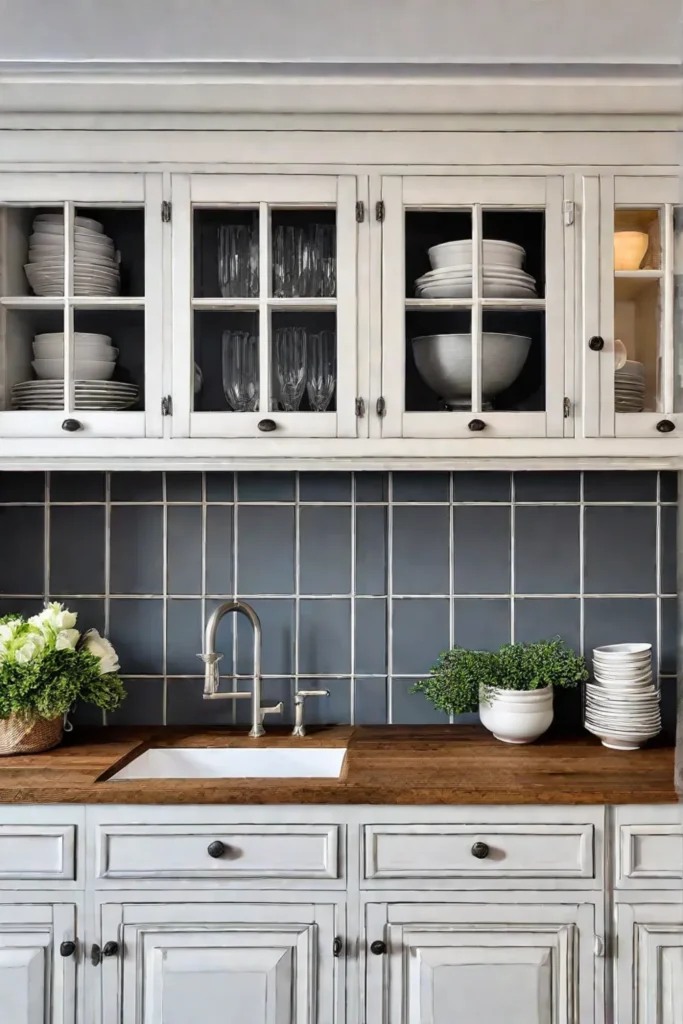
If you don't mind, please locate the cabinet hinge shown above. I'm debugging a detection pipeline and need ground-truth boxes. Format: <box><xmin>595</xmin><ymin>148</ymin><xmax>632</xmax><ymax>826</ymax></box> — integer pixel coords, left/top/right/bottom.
<box><xmin>161</xmin><ymin>201</ymin><xmax>172</xmax><ymax>223</ymax></box>
<box><xmin>376</xmin><ymin>396</ymin><xmax>386</xmax><ymax>417</ymax></box>
<box><xmin>355</xmin><ymin>201</ymin><xmax>365</xmax><ymax>223</ymax></box>
<box><xmin>161</xmin><ymin>395</ymin><xmax>173</xmax><ymax>417</ymax></box>
<box><xmin>563</xmin><ymin>396</ymin><xmax>571</xmax><ymax>418</ymax></box>
<box><xmin>355</xmin><ymin>397</ymin><xmax>366</xmax><ymax>417</ymax></box>
<box><xmin>563</xmin><ymin>200</ymin><xmax>575</xmax><ymax>226</ymax></box>
<box><xmin>375</xmin><ymin>200</ymin><xmax>385</xmax><ymax>223</ymax></box>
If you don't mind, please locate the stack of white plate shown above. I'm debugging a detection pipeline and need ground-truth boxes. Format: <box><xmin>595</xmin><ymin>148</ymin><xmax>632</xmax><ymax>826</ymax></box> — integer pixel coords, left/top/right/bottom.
<box><xmin>24</xmin><ymin>214</ymin><xmax>120</xmax><ymax>297</ymax></box>
<box><xmin>32</xmin><ymin>332</ymin><xmax>118</xmax><ymax>381</ymax></box>
<box><xmin>11</xmin><ymin>380</ymin><xmax>138</xmax><ymax>411</ymax></box>
<box><xmin>415</xmin><ymin>239</ymin><xmax>538</xmax><ymax>299</ymax></box>
<box><xmin>615</xmin><ymin>360</ymin><xmax>645</xmax><ymax>412</ymax></box>
<box><xmin>584</xmin><ymin>643</ymin><xmax>661</xmax><ymax>750</ymax></box>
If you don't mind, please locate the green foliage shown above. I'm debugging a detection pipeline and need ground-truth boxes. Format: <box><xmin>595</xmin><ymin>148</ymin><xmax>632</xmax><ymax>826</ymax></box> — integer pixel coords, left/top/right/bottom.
<box><xmin>412</xmin><ymin>638</ymin><xmax>588</xmax><ymax>716</ymax></box>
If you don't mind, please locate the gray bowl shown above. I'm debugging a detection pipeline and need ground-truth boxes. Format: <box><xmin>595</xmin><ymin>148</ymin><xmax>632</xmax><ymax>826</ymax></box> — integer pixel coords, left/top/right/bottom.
<box><xmin>412</xmin><ymin>332</ymin><xmax>531</xmax><ymax>406</ymax></box>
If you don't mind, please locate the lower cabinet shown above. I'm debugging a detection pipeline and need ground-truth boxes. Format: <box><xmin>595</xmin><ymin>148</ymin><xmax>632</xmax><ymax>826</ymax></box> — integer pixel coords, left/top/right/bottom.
<box><xmin>616</xmin><ymin>903</ymin><xmax>683</xmax><ymax>1024</ymax></box>
<box><xmin>0</xmin><ymin>903</ymin><xmax>77</xmax><ymax>1024</ymax></box>
<box><xmin>365</xmin><ymin>901</ymin><xmax>597</xmax><ymax>1024</ymax></box>
<box><xmin>97</xmin><ymin>901</ymin><xmax>338</xmax><ymax>1024</ymax></box>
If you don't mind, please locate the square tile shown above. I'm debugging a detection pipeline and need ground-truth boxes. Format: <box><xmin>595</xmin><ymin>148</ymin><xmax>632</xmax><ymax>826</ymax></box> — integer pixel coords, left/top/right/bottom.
<box><xmin>454</xmin><ymin>505</ymin><xmax>510</xmax><ymax>595</ymax></box>
<box><xmin>0</xmin><ymin>597</ymin><xmax>44</xmax><ymax>619</ymax></box>
<box><xmin>659</xmin><ymin>471</ymin><xmax>678</xmax><ymax>503</ymax></box>
<box><xmin>167</xmin><ymin>505</ymin><xmax>202</xmax><ymax>595</ymax></box>
<box><xmin>167</xmin><ymin>677</ymin><xmax>232</xmax><ymax>725</ymax></box>
<box><xmin>660</xmin><ymin>598</ymin><xmax>677</xmax><ymax>675</ymax></box>
<box><xmin>166</xmin><ymin>472</ymin><xmax>202</xmax><ymax>502</ymax></box>
<box><xmin>237</xmin><ymin>506</ymin><xmax>294</xmax><ymax>595</ymax></box>
<box><xmin>237</xmin><ymin>472</ymin><xmax>295</xmax><ymax>502</ymax></box>
<box><xmin>298</xmin><ymin>599</ymin><xmax>351</xmax><ymax>675</ymax></box>
<box><xmin>300</xmin><ymin>506</ymin><xmax>351</xmax><ymax>595</ymax></box>
<box><xmin>514</xmin><ymin>598</ymin><xmax>581</xmax><ymax>651</ymax></box>
<box><xmin>236</xmin><ymin>678</ymin><xmax>296</xmax><ymax>728</ymax></box>
<box><xmin>391</xmin><ymin>679</ymin><xmax>449</xmax><ymax>725</ymax></box>
<box><xmin>355</xmin><ymin>472</ymin><xmax>388</xmax><ymax>502</ymax></box>
<box><xmin>205</xmin><ymin>505</ymin><xmax>233</xmax><ymax>595</ymax></box>
<box><xmin>299</xmin><ymin>472</ymin><xmax>351</xmax><ymax>502</ymax></box>
<box><xmin>453</xmin><ymin>598</ymin><xmax>511</xmax><ymax>650</ymax></box>
<box><xmin>355</xmin><ymin>598</ymin><xmax>387</xmax><ymax>674</ymax></box>
<box><xmin>584</xmin><ymin>506</ymin><xmax>656</xmax><ymax>595</ymax></box>
<box><xmin>660</xmin><ymin>504</ymin><xmax>677</xmax><ymax>594</ymax></box>
<box><xmin>583</xmin><ymin>597</ymin><xmax>657</xmax><ymax>667</ymax></box>
<box><xmin>0</xmin><ymin>471</ymin><xmax>44</xmax><ymax>503</ymax></box>
<box><xmin>108</xmin><ymin>678</ymin><xmax>164</xmax><ymax>726</ymax></box>
<box><xmin>392</xmin><ymin>472</ymin><xmax>449</xmax><ymax>502</ymax></box>
<box><xmin>166</xmin><ymin>599</ymin><xmax>203</xmax><ymax>675</ymax></box>
<box><xmin>513</xmin><ymin>471</ymin><xmax>580</xmax><ymax>502</ymax></box>
<box><xmin>515</xmin><ymin>505</ymin><xmax>580</xmax><ymax>594</ymax></box>
<box><xmin>659</xmin><ymin>678</ymin><xmax>678</xmax><ymax>741</ymax></box>
<box><xmin>52</xmin><ymin>597</ymin><xmax>105</xmax><ymax>637</ymax></box>
<box><xmin>354</xmin><ymin>677</ymin><xmax>388</xmax><ymax>725</ymax></box>
<box><xmin>236</xmin><ymin>598</ymin><xmax>295</xmax><ymax>676</ymax></box>
<box><xmin>110</xmin><ymin>505</ymin><xmax>163</xmax><ymax>595</ymax></box>
<box><xmin>392</xmin><ymin>598</ymin><xmax>449</xmax><ymax>676</ymax></box>
<box><xmin>50</xmin><ymin>472</ymin><xmax>105</xmax><ymax>502</ymax></box>
<box><xmin>110</xmin><ymin>472</ymin><xmax>163</xmax><ymax>502</ymax></box>
<box><xmin>453</xmin><ymin>472</ymin><xmax>510</xmax><ymax>502</ymax></box>
<box><xmin>205</xmin><ymin>472</ymin><xmax>234</xmax><ymax>502</ymax></box>
<box><xmin>205</xmin><ymin>597</ymin><xmax>235</xmax><ymax>666</ymax></box>
<box><xmin>0</xmin><ymin>507</ymin><xmax>44</xmax><ymax>593</ymax></box>
<box><xmin>69</xmin><ymin>700</ymin><xmax>104</xmax><ymax>728</ymax></box>
<box><xmin>50</xmin><ymin>505</ymin><xmax>105</xmax><ymax>594</ymax></box>
<box><xmin>109</xmin><ymin>598</ymin><xmax>163</xmax><ymax>674</ymax></box>
<box><xmin>355</xmin><ymin>506</ymin><xmax>387</xmax><ymax>596</ymax></box>
<box><xmin>392</xmin><ymin>506</ymin><xmax>450</xmax><ymax>595</ymax></box>
<box><xmin>584</xmin><ymin>471</ymin><xmax>657</xmax><ymax>502</ymax></box>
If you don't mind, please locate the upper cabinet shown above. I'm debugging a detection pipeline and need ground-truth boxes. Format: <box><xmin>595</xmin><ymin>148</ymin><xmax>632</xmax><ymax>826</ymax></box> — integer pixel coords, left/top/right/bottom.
<box><xmin>0</xmin><ymin>172</ymin><xmax>163</xmax><ymax>439</ymax></box>
<box><xmin>170</xmin><ymin>174</ymin><xmax>359</xmax><ymax>440</ymax></box>
<box><xmin>380</xmin><ymin>175</ymin><xmax>568</xmax><ymax>439</ymax></box>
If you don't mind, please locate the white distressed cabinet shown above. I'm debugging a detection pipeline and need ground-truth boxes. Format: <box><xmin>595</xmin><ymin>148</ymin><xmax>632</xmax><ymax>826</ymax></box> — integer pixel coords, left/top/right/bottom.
<box><xmin>0</xmin><ymin>902</ymin><xmax>77</xmax><ymax>1024</ymax></box>
<box><xmin>616</xmin><ymin>904</ymin><xmax>683</xmax><ymax>1024</ymax></box>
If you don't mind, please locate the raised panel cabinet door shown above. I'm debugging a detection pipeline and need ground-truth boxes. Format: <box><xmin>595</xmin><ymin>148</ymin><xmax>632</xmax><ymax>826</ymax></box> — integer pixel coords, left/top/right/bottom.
<box><xmin>0</xmin><ymin>903</ymin><xmax>76</xmax><ymax>1024</ymax></box>
<box><xmin>365</xmin><ymin>902</ymin><xmax>596</xmax><ymax>1024</ymax></box>
<box><xmin>617</xmin><ymin>904</ymin><xmax>683</xmax><ymax>1024</ymax></box>
<box><xmin>100</xmin><ymin>901</ymin><xmax>336</xmax><ymax>1024</ymax></box>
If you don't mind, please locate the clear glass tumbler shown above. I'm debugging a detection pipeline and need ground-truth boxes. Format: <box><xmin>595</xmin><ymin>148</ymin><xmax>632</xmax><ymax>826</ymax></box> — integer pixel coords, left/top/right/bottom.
<box><xmin>222</xmin><ymin>330</ymin><xmax>259</xmax><ymax>411</ymax></box>
<box><xmin>306</xmin><ymin>331</ymin><xmax>336</xmax><ymax>411</ymax></box>
<box><xmin>313</xmin><ymin>224</ymin><xmax>336</xmax><ymax>297</ymax></box>
<box><xmin>274</xmin><ymin>327</ymin><xmax>307</xmax><ymax>411</ymax></box>
<box><xmin>218</xmin><ymin>225</ymin><xmax>258</xmax><ymax>298</ymax></box>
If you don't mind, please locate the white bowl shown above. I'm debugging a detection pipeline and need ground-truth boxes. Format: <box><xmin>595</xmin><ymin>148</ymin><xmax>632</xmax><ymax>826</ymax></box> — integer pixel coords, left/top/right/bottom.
<box><xmin>33</xmin><ymin>341</ymin><xmax>118</xmax><ymax>362</ymax></box>
<box><xmin>593</xmin><ymin>643</ymin><xmax>652</xmax><ymax>659</ymax></box>
<box><xmin>34</xmin><ymin>333</ymin><xmax>111</xmax><ymax>345</ymax></box>
<box><xmin>412</xmin><ymin>332</ymin><xmax>531</xmax><ymax>405</ymax></box>
<box><xmin>428</xmin><ymin>239</ymin><xmax>525</xmax><ymax>271</ymax></box>
<box><xmin>479</xmin><ymin>686</ymin><xmax>553</xmax><ymax>744</ymax></box>
<box><xmin>484</xmin><ymin>687</ymin><xmax>553</xmax><ymax>705</ymax></box>
<box><xmin>32</xmin><ymin>359</ymin><xmax>115</xmax><ymax>381</ymax></box>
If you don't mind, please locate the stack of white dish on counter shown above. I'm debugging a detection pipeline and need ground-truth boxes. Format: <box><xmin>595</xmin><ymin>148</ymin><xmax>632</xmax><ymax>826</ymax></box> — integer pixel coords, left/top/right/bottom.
<box><xmin>24</xmin><ymin>214</ymin><xmax>120</xmax><ymax>297</ymax></box>
<box><xmin>584</xmin><ymin>643</ymin><xmax>661</xmax><ymax>750</ymax></box>
<box><xmin>415</xmin><ymin>238</ymin><xmax>538</xmax><ymax>298</ymax></box>
<box><xmin>615</xmin><ymin>360</ymin><xmax>646</xmax><ymax>412</ymax></box>
<box><xmin>12</xmin><ymin>332</ymin><xmax>138</xmax><ymax>411</ymax></box>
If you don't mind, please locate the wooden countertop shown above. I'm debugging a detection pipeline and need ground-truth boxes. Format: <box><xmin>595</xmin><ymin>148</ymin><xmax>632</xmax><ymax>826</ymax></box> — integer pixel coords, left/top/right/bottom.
<box><xmin>0</xmin><ymin>726</ymin><xmax>677</xmax><ymax>804</ymax></box>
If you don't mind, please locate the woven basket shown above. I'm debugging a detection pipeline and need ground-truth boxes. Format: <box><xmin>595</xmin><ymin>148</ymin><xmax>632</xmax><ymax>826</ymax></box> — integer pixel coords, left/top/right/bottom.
<box><xmin>0</xmin><ymin>714</ymin><xmax>63</xmax><ymax>756</ymax></box>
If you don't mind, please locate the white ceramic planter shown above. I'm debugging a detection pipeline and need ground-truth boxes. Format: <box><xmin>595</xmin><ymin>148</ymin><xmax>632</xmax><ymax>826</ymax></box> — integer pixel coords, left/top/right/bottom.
<box><xmin>479</xmin><ymin>685</ymin><xmax>554</xmax><ymax>744</ymax></box>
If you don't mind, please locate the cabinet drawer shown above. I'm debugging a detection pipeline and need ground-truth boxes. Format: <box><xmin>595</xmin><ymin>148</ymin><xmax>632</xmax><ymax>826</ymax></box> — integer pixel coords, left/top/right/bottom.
<box><xmin>0</xmin><ymin>824</ymin><xmax>76</xmax><ymax>881</ymax></box>
<box><xmin>364</xmin><ymin>823</ymin><xmax>594</xmax><ymax>880</ymax></box>
<box><xmin>618</xmin><ymin>823</ymin><xmax>683</xmax><ymax>883</ymax></box>
<box><xmin>96</xmin><ymin>823</ymin><xmax>340</xmax><ymax>880</ymax></box>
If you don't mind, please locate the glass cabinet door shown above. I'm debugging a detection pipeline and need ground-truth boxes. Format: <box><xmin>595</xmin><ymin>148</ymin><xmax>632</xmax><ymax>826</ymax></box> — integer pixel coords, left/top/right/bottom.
<box><xmin>171</xmin><ymin>174</ymin><xmax>358</xmax><ymax>439</ymax></box>
<box><xmin>583</xmin><ymin>174</ymin><xmax>681</xmax><ymax>438</ymax></box>
<box><xmin>380</xmin><ymin>175</ymin><xmax>567</xmax><ymax>438</ymax></box>
<box><xmin>0</xmin><ymin>172</ymin><xmax>162</xmax><ymax>438</ymax></box>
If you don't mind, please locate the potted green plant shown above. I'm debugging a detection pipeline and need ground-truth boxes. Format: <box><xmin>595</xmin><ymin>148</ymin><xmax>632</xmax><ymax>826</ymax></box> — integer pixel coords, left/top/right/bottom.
<box><xmin>413</xmin><ymin>639</ymin><xmax>588</xmax><ymax>744</ymax></box>
<box><xmin>0</xmin><ymin>602</ymin><xmax>125</xmax><ymax>755</ymax></box>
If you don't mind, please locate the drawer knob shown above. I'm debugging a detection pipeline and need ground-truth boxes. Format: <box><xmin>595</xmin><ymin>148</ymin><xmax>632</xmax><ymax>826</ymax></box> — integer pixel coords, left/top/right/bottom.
<box><xmin>370</xmin><ymin>940</ymin><xmax>387</xmax><ymax>956</ymax></box>
<box><xmin>103</xmin><ymin>941</ymin><xmax>119</xmax><ymax>958</ymax></box>
<box><xmin>61</xmin><ymin>418</ymin><xmax>82</xmax><ymax>432</ymax></box>
<box><xmin>656</xmin><ymin>419</ymin><xmax>675</xmax><ymax>433</ymax></box>
<box><xmin>257</xmin><ymin>418</ymin><xmax>277</xmax><ymax>432</ymax></box>
<box><xmin>471</xmin><ymin>841</ymin><xmax>490</xmax><ymax>859</ymax></box>
<box><xmin>207</xmin><ymin>840</ymin><xmax>227</xmax><ymax>858</ymax></box>
<box><xmin>588</xmin><ymin>336</ymin><xmax>605</xmax><ymax>351</ymax></box>
<box><xmin>468</xmin><ymin>418</ymin><xmax>486</xmax><ymax>432</ymax></box>
<box><xmin>60</xmin><ymin>941</ymin><xmax>76</xmax><ymax>958</ymax></box>
<box><xmin>333</xmin><ymin>937</ymin><xmax>343</xmax><ymax>957</ymax></box>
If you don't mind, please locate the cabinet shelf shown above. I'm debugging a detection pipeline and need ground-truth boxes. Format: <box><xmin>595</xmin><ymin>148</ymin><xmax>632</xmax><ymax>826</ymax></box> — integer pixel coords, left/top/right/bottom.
<box><xmin>1</xmin><ymin>296</ymin><xmax>145</xmax><ymax>310</ymax></box>
<box><xmin>192</xmin><ymin>298</ymin><xmax>337</xmax><ymax>312</ymax></box>
<box><xmin>406</xmin><ymin>298</ymin><xmax>545</xmax><ymax>311</ymax></box>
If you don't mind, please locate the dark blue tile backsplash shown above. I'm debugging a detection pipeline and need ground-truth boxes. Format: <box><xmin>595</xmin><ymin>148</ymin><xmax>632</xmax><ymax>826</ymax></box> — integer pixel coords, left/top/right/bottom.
<box><xmin>0</xmin><ymin>470</ymin><xmax>677</xmax><ymax>737</ymax></box>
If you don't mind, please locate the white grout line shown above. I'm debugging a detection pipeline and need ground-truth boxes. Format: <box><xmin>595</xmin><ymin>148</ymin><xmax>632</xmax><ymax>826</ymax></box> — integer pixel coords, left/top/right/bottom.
<box><xmin>509</xmin><ymin>472</ymin><xmax>516</xmax><ymax>644</ymax></box>
<box><xmin>349</xmin><ymin>471</ymin><xmax>357</xmax><ymax>726</ymax></box>
<box><xmin>161</xmin><ymin>471</ymin><xmax>168</xmax><ymax>726</ymax></box>
<box><xmin>656</xmin><ymin>469</ymin><xmax>662</xmax><ymax>694</ymax></box>
<box><xmin>102</xmin><ymin>472</ymin><xmax>112</xmax><ymax>727</ymax></box>
<box><xmin>386</xmin><ymin>470</ymin><xmax>394</xmax><ymax>724</ymax></box>
<box><xmin>43</xmin><ymin>471</ymin><xmax>50</xmax><ymax>602</ymax></box>
<box><xmin>448</xmin><ymin>471</ymin><xmax>454</xmax><ymax>724</ymax></box>
<box><xmin>579</xmin><ymin>470</ymin><xmax>586</xmax><ymax>724</ymax></box>
<box><xmin>231</xmin><ymin>469</ymin><xmax>239</xmax><ymax>723</ymax></box>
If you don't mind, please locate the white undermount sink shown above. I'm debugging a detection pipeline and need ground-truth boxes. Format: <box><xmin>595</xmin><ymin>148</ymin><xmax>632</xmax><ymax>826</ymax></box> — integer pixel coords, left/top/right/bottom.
<box><xmin>109</xmin><ymin>746</ymin><xmax>348</xmax><ymax>780</ymax></box>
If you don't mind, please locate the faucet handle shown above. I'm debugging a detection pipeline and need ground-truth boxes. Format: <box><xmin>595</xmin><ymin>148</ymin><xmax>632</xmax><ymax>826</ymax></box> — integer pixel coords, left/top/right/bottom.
<box><xmin>292</xmin><ymin>689</ymin><xmax>330</xmax><ymax>737</ymax></box>
<box><xmin>258</xmin><ymin>701</ymin><xmax>284</xmax><ymax>724</ymax></box>
<box><xmin>295</xmin><ymin>689</ymin><xmax>330</xmax><ymax>700</ymax></box>
<box><xmin>198</xmin><ymin>651</ymin><xmax>223</xmax><ymax>666</ymax></box>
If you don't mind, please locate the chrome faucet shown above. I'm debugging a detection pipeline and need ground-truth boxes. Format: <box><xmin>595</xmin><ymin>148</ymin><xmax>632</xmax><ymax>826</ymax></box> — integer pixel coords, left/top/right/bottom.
<box><xmin>292</xmin><ymin>689</ymin><xmax>330</xmax><ymax>737</ymax></box>
<box><xmin>200</xmin><ymin>599</ymin><xmax>283</xmax><ymax>738</ymax></box>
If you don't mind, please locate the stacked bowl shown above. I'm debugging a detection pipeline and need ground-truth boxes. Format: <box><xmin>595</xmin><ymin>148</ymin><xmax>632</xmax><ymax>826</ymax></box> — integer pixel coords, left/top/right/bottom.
<box><xmin>24</xmin><ymin>214</ymin><xmax>120</xmax><ymax>297</ymax></box>
<box><xmin>32</xmin><ymin>333</ymin><xmax>118</xmax><ymax>381</ymax></box>
<box><xmin>615</xmin><ymin>360</ymin><xmax>645</xmax><ymax>413</ymax></box>
<box><xmin>584</xmin><ymin>643</ymin><xmax>661</xmax><ymax>750</ymax></box>
<box><xmin>415</xmin><ymin>238</ymin><xmax>537</xmax><ymax>298</ymax></box>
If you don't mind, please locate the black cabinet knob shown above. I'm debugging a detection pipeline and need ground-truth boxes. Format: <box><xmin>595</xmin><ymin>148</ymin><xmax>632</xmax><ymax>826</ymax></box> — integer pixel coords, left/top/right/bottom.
<box><xmin>103</xmin><ymin>941</ymin><xmax>119</xmax><ymax>958</ymax></box>
<box><xmin>257</xmin><ymin>419</ymin><xmax>277</xmax><ymax>432</ymax></box>
<box><xmin>370</xmin><ymin>940</ymin><xmax>387</xmax><ymax>955</ymax></box>
<box><xmin>333</xmin><ymin>937</ymin><xmax>343</xmax><ymax>957</ymax></box>
<box><xmin>61</xmin><ymin>418</ymin><xmax>82</xmax><ymax>432</ymax></box>
<box><xmin>468</xmin><ymin>419</ymin><xmax>486</xmax><ymax>432</ymax></box>
<box><xmin>60</xmin><ymin>941</ymin><xmax>76</xmax><ymax>957</ymax></box>
<box><xmin>471</xmin><ymin>841</ymin><xmax>490</xmax><ymax>859</ymax></box>
<box><xmin>207</xmin><ymin>840</ymin><xmax>226</xmax><ymax>858</ymax></box>
<box><xmin>656</xmin><ymin>419</ymin><xmax>675</xmax><ymax>433</ymax></box>
<box><xmin>588</xmin><ymin>336</ymin><xmax>605</xmax><ymax>351</ymax></box>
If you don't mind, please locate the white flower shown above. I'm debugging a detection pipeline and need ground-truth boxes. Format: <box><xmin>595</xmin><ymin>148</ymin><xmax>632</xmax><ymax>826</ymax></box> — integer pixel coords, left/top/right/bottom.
<box><xmin>55</xmin><ymin>628</ymin><xmax>80</xmax><ymax>651</ymax></box>
<box><xmin>82</xmin><ymin>629</ymin><xmax>120</xmax><ymax>675</ymax></box>
<box><xmin>30</xmin><ymin>602</ymin><xmax>78</xmax><ymax>637</ymax></box>
<box><xmin>0</xmin><ymin>619</ymin><xmax>22</xmax><ymax>644</ymax></box>
<box><xmin>13</xmin><ymin>632</ymin><xmax>45</xmax><ymax>665</ymax></box>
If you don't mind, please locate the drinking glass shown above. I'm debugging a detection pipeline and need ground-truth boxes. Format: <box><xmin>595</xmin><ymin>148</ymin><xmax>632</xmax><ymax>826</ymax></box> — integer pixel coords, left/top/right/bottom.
<box><xmin>274</xmin><ymin>327</ymin><xmax>307</xmax><ymax>411</ymax></box>
<box><xmin>222</xmin><ymin>331</ymin><xmax>259</xmax><ymax>411</ymax></box>
<box><xmin>306</xmin><ymin>331</ymin><xmax>336</xmax><ymax>411</ymax></box>
<box><xmin>313</xmin><ymin>224</ymin><xmax>336</xmax><ymax>297</ymax></box>
<box><xmin>218</xmin><ymin>224</ymin><xmax>259</xmax><ymax>298</ymax></box>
